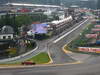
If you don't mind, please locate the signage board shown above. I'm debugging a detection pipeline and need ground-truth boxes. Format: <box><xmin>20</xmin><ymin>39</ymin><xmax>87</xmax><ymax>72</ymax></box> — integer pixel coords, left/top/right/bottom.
<box><xmin>78</xmin><ymin>47</ymin><xmax>100</xmax><ymax>53</ymax></box>
<box><xmin>85</xmin><ymin>34</ymin><xmax>98</xmax><ymax>38</ymax></box>
<box><xmin>95</xmin><ymin>25</ymin><xmax>100</xmax><ymax>27</ymax></box>
<box><xmin>92</xmin><ymin>28</ymin><xmax>100</xmax><ymax>32</ymax></box>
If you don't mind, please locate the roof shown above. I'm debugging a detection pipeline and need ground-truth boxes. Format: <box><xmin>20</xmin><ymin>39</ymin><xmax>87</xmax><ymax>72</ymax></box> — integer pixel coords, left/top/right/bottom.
<box><xmin>51</xmin><ymin>16</ymin><xmax>73</xmax><ymax>25</ymax></box>
<box><xmin>0</xmin><ymin>26</ymin><xmax>14</xmax><ymax>34</ymax></box>
<box><xmin>6</xmin><ymin>3</ymin><xmax>61</xmax><ymax>8</ymax></box>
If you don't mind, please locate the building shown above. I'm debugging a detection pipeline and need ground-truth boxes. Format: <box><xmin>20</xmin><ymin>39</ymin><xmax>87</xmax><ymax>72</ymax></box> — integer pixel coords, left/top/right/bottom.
<box><xmin>49</xmin><ymin>16</ymin><xmax>73</xmax><ymax>35</ymax></box>
<box><xmin>0</xmin><ymin>26</ymin><xmax>15</xmax><ymax>58</ymax></box>
<box><xmin>5</xmin><ymin>3</ymin><xmax>61</xmax><ymax>10</ymax></box>
<box><xmin>0</xmin><ymin>26</ymin><xmax>14</xmax><ymax>40</ymax></box>
<box><xmin>27</xmin><ymin>23</ymin><xmax>48</xmax><ymax>36</ymax></box>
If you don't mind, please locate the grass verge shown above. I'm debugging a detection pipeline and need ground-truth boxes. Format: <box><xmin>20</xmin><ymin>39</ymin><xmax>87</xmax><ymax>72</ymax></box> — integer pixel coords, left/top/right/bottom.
<box><xmin>27</xmin><ymin>52</ymin><xmax>50</xmax><ymax>64</ymax></box>
<box><xmin>0</xmin><ymin>52</ymin><xmax>51</xmax><ymax>65</ymax></box>
<box><xmin>64</xmin><ymin>23</ymin><xmax>100</xmax><ymax>55</ymax></box>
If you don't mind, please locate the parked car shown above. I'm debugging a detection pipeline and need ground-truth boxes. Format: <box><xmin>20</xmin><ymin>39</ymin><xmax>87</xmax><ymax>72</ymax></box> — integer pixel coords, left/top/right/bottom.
<box><xmin>21</xmin><ymin>61</ymin><xmax>36</xmax><ymax>65</ymax></box>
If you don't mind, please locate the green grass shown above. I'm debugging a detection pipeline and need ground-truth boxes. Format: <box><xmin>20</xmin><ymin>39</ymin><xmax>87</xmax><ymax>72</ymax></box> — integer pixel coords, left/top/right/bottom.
<box><xmin>27</xmin><ymin>52</ymin><xmax>50</xmax><ymax>64</ymax></box>
<box><xmin>65</xmin><ymin>22</ymin><xmax>100</xmax><ymax>55</ymax></box>
<box><xmin>0</xmin><ymin>52</ymin><xmax>50</xmax><ymax>65</ymax></box>
<box><xmin>68</xmin><ymin>23</ymin><xmax>95</xmax><ymax>48</ymax></box>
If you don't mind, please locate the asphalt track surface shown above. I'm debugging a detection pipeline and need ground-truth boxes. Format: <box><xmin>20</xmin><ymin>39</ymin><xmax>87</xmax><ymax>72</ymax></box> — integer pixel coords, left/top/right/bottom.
<box><xmin>1</xmin><ymin>18</ymin><xmax>100</xmax><ymax>75</ymax></box>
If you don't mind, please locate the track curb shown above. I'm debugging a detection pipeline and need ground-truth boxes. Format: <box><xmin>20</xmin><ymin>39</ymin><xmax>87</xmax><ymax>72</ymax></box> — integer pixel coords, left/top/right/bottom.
<box><xmin>44</xmin><ymin>51</ymin><xmax>53</xmax><ymax>64</ymax></box>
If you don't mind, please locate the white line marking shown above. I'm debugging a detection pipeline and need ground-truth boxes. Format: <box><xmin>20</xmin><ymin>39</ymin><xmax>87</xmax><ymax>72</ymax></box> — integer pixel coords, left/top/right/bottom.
<box><xmin>53</xmin><ymin>19</ymin><xmax>88</xmax><ymax>43</ymax></box>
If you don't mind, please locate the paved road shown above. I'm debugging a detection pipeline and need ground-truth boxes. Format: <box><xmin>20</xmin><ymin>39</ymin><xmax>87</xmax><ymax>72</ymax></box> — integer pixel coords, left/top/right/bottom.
<box><xmin>0</xmin><ymin>56</ymin><xmax>100</xmax><ymax>75</ymax></box>
<box><xmin>48</xmin><ymin>18</ymin><xmax>92</xmax><ymax>64</ymax></box>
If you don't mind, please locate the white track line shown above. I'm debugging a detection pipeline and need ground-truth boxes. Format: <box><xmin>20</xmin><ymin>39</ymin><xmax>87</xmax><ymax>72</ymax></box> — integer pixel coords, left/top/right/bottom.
<box><xmin>53</xmin><ymin>19</ymin><xmax>88</xmax><ymax>43</ymax></box>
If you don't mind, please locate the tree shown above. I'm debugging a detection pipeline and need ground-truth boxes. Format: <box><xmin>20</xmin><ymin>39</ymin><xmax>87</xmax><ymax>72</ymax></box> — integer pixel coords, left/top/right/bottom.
<box><xmin>0</xmin><ymin>13</ymin><xmax>48</xmax><ymax>34</ymax></box>
<box><xmin>0</xmin><ymin>13</ymin><xmax>18</xmax><ymax>34</ymax></box>
<box><xmin>31</xmin><ymin>13</ymin><xmax>48</xmax><ymax>22</ymax></box>
<box><xmin>15</xmin><ymin>14</ymin><xmax>33</xmax><ymax>27</ymax></box>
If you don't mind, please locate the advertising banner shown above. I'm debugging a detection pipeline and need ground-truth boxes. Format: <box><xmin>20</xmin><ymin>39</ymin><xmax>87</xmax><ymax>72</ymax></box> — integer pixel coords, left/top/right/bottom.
<box><xmin>85</xmin><ymin>34</ymin><xmax>98</xmax><ymax>38</ymax></box>
<box><xmin>35</xmin><ymin>23</ymin><xmax>48</xmax><ymax>34</ymax></box>
<box><xmin>28</xmin><ymin>23</ymin><xmax>48</xmax><ymax>35</ymax></box>
<box><xmin>92</xmin><ymin>28</ymin><xmax>100</xmax><ymax>32</ymax></box>
<box><xmin>95</xmin><ymin>25</ymin><xmax>100</xmax><ymax>27</ymax></box>
<box><xmin>78</xmin><ymin>47</ymin><xmax>100</xmax><ymax>53</ymax></box>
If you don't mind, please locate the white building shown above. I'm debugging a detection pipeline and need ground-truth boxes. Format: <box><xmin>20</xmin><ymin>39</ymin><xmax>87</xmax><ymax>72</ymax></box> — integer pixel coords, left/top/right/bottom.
<box><xmin>0</xmin><ymin>26</ymin><xmax>14</xmax><ymax>40</ymax></box>
<box><xmin>0</xmin><ymin>34</ymin><xmax>13</xmax><ymax>39</ymax></box>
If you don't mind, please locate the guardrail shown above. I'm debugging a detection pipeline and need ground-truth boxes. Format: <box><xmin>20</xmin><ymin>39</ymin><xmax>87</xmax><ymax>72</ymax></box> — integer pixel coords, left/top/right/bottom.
<box><xmin>0</xmin><ymin>46</ymin><xmax>38</xmax><ymax>63</ymax></box>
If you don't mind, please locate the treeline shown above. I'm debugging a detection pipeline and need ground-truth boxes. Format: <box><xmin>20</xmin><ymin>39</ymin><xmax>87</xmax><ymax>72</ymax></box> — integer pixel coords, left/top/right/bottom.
<box><xmin>0</xmin><ymin>13</ymin><xmax>48</xmax><ymax>33</ymax></box>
